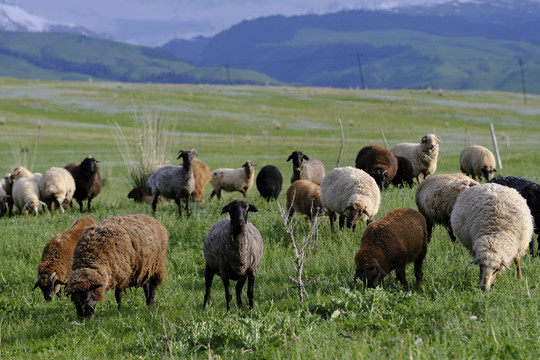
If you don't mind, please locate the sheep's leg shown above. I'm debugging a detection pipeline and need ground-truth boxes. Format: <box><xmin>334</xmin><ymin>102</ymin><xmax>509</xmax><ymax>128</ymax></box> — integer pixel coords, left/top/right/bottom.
<box><xmin>426</xmin><ymin>220</ymin><xmax>433</xmax><ymax>243</ymax></box>
<box><xmin>115</xmin><ymin>287</ymin><xmax>123</xmax><ymax>309</ymax></box>
<box><xmin>87</xmin><ymin>198</ymin><xmax>92</xmax><ymax>212</ymax></box>
<box><xmin>339</xmin><ymin>214</ymin><xmax>346</xmax><ymax>230</ymax></box>
<box><xmin>247</xmin><ymin>273</ymin><xmax>255</xmax><ymax>309</ymax></box>
<box><xmin>184</xmin><ymin>195</ymin><xmax>191</xmax><ymax>217</ymax></box>
<box><xmin>203</xmin><ymin>265</ymin><xmax>215</xmax><ymax>311</ymax></box>
<box><xmin>328</xmin><ymin>212</ymin><xmax>336</xmax><ymax>232</ymax></box>
<box><xmin>447</xmin><ymin>226</ymin><xmax>457</xmax><ymax>242</ymax></box>
<box><xmin>174</xmin><ymin>196</ymin><xmax>183</xmax><ymax>217</ymax></box>
<box><xmin>414</xmin><ymin>256</ymin><xmax>424</xmax><ymax>289</ymax></box>
<box><xmin>395</xmin><ymin>265</ymin><xmax>409</xmax><ymax>291</ymax></box>
<box><xmin>222</xmin><ymin>277</ymin><xmax>233</xmax><ymax>312</ymax></box>
<box><xmin>151</xmin><ymin>191</ymin><xmax>160</xmax><ymax>215</ymax></box>
<box><xmin>209</xmin><ymin>190</ymin><xmax>217</xmax><ymax>201</ymax></box>
<box><xmin>143</xmin><ymin>278</ymin><xmax>157</xmax><ymax>306</ymax></box>
<box><xmin>241</xmin><ymin>188</ymin><xmax>247</xmax><ymax>198</ymax></box>
<box><xmin>514</xmin><ymin>256</ymin><xmax>523</xmax><ymax>279</ymax></box>
<box><xmin>76</xmin><ymin>198</ymin><xmax>83</xmax><ymax>212</ymax></box>
<box><xmin>235</xmin><ymin>277</ymin><xmax>246</xmax><ymax>308</ymax></box>
<box><xmin>529</xmin><ymin>235</ymin><xmax>536</xmax><ymax>257</ymax></box>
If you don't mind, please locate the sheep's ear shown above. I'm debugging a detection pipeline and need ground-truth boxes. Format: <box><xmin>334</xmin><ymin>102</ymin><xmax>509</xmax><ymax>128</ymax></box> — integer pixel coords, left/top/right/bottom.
<box><xmin>89</xmin><ymin>284</ymin><xmax>102</xmax><ymax>292</ymax></box>
<box><xmin>33</xmin><ymin>281</ymin><xmax>40</xmax><ymax>291</ymax></box>
<box><xmin>501</xmin><ymin>259</ymin><xmax>511</xmax><ymax>270</ymax></box>
<box><xmin>248</xmin><ymin>204</ymin><xmax>258</xmax><ymax>213</ymax></box>
<box><xmin>421</xmin><ymin>136</ymin><xmax>428</xmax><ymax>143</ymax></box>
<box><xmin>287</xmin><ymin>154</ymin><xmax>293</xmax><ymax>162</ymax></box>
<box><xmin>376</xmin><ymin>266</ymin><xmax>387</xmax><ymax>276</ymax></box>
<box><xmin>220</xmin><ymin>204</ymin><xmax>230</xmax><ymax>215</ymax></box>
<box><xmin>176</xmin><ymin>150</ymin><xmax>184</xmax><ymax>159</ymax></box>
<box><xmin>467</xmin><ymin>257</ymin><xmax>481</xmax><ymax>267</ymax></box>
<box><xmin>56</xmin><ymin>279</ymin><xmax>66</xmax><ymax>286</ymax></box>
<box><xmin>303</xmin><ymin>154</ymin><xmax>310</xmax><ymax>160</ymax></box>
<box><xmin>48</xmin><ymin>272</ymin><xmax>56</xmax><ymax>283</ymax></box>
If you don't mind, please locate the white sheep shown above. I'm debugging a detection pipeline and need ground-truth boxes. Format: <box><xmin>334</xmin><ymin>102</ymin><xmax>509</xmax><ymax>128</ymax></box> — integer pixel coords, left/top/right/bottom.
<box><xmin>390</xmin><ymin>134</ymin><xmax>441</xmax><ymax>183</ymax></box>
<box><xmin>12</xmin><ymin>178</ymin><xmax>46</xmax><ymax>216</ymax></box>
<box><xmin>451</xmin><ymin>183</ymin><xmax>533</xmax><ymax>290</ymax></box>
<box><xmin>460</xmin><ymin>145</ymin><xmax>497</xmax><ymax>181</ymax></box>
<box><xmin>321</xmin><ymin>166</ymin><xmax>380</xmax><ymax>232</ymax></box>
<box><xmin>209</xmin><ymin>161</ymin><xmax>256</xmax><ymax>200</ymax></box>
<box><xmin>10</xmin><ymin>166</ymin><xmax>42</xmax><ymax>184</ymax></box>
<box><xmin>38</xmin><ymin>167</ymin><xmax>76</xmax><ymax>214</ymax></box>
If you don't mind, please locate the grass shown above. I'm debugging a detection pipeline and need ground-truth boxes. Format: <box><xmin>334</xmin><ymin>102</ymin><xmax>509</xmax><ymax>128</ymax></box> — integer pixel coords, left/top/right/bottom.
<box><xmin>0</xmin><ymin>78</ymin><xmax>540</xmax><ymax>358</ymax></box>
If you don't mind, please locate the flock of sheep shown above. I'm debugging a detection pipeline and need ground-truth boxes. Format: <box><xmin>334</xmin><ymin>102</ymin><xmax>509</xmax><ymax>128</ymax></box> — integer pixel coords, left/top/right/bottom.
<box><xmin>1</xmin><ymin>133</ymin><xmax>539</xmax><ymax>317</ymax></box>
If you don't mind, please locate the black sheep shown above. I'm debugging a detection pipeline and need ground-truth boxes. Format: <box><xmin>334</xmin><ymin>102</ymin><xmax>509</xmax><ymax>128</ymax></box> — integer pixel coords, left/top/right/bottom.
<box><xmin>391</xmin><ymin>155</ymin><xmax>414</xmax><ymax>189</ymax></box>
<box><xmin>256</xmin><ymin>165</ymin><xmax>283</xmax><ymax>202</ymax></box>
<box><xmin>64</xmin><ymin>156</ymin><xmax>102</xmax><ymax>212</ymax></box>
<box><xmin>355</xmin><ymin>145</ymin><xmax>398</xmax><ymax>190</ymax></box>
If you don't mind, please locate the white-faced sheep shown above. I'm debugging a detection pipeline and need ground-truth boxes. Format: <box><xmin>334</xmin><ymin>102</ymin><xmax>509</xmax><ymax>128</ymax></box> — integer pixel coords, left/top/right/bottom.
<box><xmin>355</xmin><ymin>145</ymin><xmax>398</xmax><ymax>190</ymax></box>
<box><xmin>12</xmin><ymin>178</ymin><xmax>46</xmax><ymax>216</ymax></box>
<box><xmin>391</xmin><ymin>155</ymin><xmax>414</xmax><ymax>188</ymax></box>
<box><xmin>65</xmin><ymin>214</ymin><xmax>169</xmax><ymax>317</ymax></box>
<box><xmin>415</xmin><ymin>173</ymin><xmax>478</xmax><ymax>242</ymax></box>
<box><xmin>203</xmin><ymin>200</ymin><xmax>263</xmax><ymax>311</ymax></box>
<box><xmin>451</xmin><ymin>183</ymin><xmax>533</xmax><ymax>290</ymax></box>
<box><xmin>34</xmin><ymin>217</ymin><xmax>98</xmax><ymax>301</ymax></box>
<box><xmin>460</xmin><ymin>145</ymin><xmax>496</xmax><ymax>181</ymax></box>
<box><xmin>256</xmin><ymin>165</ymin><xmax>283</xmax><ymax>202</ymax></box>
<box><xmin>287</xmin><ymin>151</ymin><xmax>326</xmax><ymax>185</ymax></box>
<box><xmin>146</xmin><ymin>149</ymin><xmax>197</xmax><ymax>216</ymax></box>
<box><xmin>64</xmin><ymin>156</ymin><xmax>102</xmax><ymax>212</ymax></box>
<box><xmin>209</xmin><ymin>161</ymin><xmax>257</xmax><ymax>200</ymax></box>
<box><xmin>321</xmin><ymin>166</ymin><xmax>380</xmax><ymax>232</ymax></box>
<box><xmin>190</xmin><ymin>158</ymin><xmax>212</xmax><ymax>203</ymax></box>
<box><xmin>8</xmin><ymin>167</ymin><xmax>42</xmax><ymax>216</ymax></box>
<box><xmin>286</xmin><ymin>179</ymin><xmax>323</xmax><ymax>222</ymax></box>
<box><xmin>354</xmin><ymin>208</ymin><xmax>428</xmax><ymax>290</ymax></box>
<box><xmin>390</xmin><ymin>134</ymin><xmax>441</xmax><ymax>183</ymax></box>
<box><xmin>38</xmin><ymin>167</ymin><xmax>76</xmax><ymax>214</ymax></box>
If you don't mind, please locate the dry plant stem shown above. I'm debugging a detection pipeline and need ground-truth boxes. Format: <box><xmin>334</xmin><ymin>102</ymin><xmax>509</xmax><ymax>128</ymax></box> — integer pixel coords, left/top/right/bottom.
<box><xmin>161</xmin><ymin>314</ymin><xmax>173</xmax><ymax>360</ymax></box>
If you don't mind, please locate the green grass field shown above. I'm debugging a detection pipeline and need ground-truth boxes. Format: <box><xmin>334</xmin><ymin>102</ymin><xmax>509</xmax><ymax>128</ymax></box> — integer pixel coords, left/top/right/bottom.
<box><xmin>0</xmin><ymin>78</ymin><xmax>539</xmax><ymax>359</ymax></box>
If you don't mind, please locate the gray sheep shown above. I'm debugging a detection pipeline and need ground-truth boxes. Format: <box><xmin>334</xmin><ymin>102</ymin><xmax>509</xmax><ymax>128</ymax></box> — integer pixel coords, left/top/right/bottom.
<box><xmin>209</xmin><ymin>161</ymin><xmax>257</xmax><ymax>200</ymax></box>
<box><xmin>391</xmin><ymin>134</ymin><xmax>441</xmax><ymax>183</ymax></box>
<box><xmin>286</xmin><ymin>179</ymin><xmax>324</xmax><ymax>222</ymax></box>
<box><xmin>287</xmin><ymin>151</ymin><xmax>326</xmax><ymax>185</ymax></box>
<box><xmin>460</xmin><ymin>145</ymin><xmax>496</xmax><ymax>181</ymax></box>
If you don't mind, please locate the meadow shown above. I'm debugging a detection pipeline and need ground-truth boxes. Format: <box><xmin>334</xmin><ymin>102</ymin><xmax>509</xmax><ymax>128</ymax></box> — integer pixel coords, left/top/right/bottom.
<box><xmin>0</xmin><ymin>77</ymin><xmax>539</xmax><ymax>359</ymax></box>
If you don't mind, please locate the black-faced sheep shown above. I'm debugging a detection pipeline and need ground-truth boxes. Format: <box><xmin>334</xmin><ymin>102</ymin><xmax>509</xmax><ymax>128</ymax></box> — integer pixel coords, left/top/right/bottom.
<box><xmin>209</xmin><ymin>161</ymin><xmax>256</xmax><ymax>200</ymax></box>
<box><xmin>0</xmin><ymin>175</ymin><xmax>9</xmax><ymax>218</ymax></box>
<box><xmin>190</xmin><ymin>158</ymin><xmax>212</xmax><ymax>203</ymax></box>
<box><xmin>286</xmin><ymin>179</ymin><xmax>323</xmax><ymax>222</ymax></box>
<box><xmin>12</xmin><ymin>178</ymin><xmax>46</xmax><ymax>216</ymax></box>
<box><xmin>256</xmin><ymin>165</ymin><xmax>283</xmax><ymax>202</ymax></box>
<box><xmin>489</xmin><ymin>176</ymin><xmax>540</xmax><ymax>256</ymax></box>
<box><xmin>415</xmin><ymin>173</ymin><xmax>478</xmax><ymax>242</ymax></box>
<box><xmin>390</xmin><ymin>134</ymin><xmax>441</xmax><ymax>183</ymax></box>
<box><xmin>65</xmin><ymin>214</ymin><xmax>169</xmax><ymax>317</ymax></box>
<box><xmin>287</xmin><ymin>151</ymin><xmax>326</xmax><ymax>185</ymax></box>
<box><xmin>146</xmin><ymin>149</ymin><xmax>197</xmax><ymax>216</ymax></box>
<box><xmin>451</xmin><ymin>183</ymin><xmax>533</xmax><ymax>290</ymax></box>
<box><xmin>64</xmin><ymin>156</ymin><xmax>102</xmax><ymax>212</ymax></box>
<box><xmin>321</xmin><ymin>166</ymin><xmax>380</xmax><ymax>232</ymax></box>
<box><xmin>127</xmin><ymin>187</ymin><xmax>153</xmax><ymax>204</ymax></box>
<box><xmin>203</xmin><ymin>200</ymin><xmax>263</xmax><ymax>311</ymax></box>
<box><xmin>355</xmin><ymin>145</ymin><xmax>398</xmax><ymax>190</ymax></box>
<box><xmin>38</xmin><ymin>167</ymin><xmax>76</xmax><ymax>214</ymax></box>
<box><xmin>34</xmin><ymin>217</ymin><xmax>98</xmax><ymax>301</ymax></box>
<box><xmin>354</xmin><ymin>208</ymin><xmax>428</xmax><ymax>290</ymax></box>
<box><xmin>391</xmin><ymin>155</ymin><xmax>414</xmax><ymax>188</ymax></box>
<box><xmin>460</xmin><ymin>145</ymin><xmax>497</xmax><ymax>181</ymax></box>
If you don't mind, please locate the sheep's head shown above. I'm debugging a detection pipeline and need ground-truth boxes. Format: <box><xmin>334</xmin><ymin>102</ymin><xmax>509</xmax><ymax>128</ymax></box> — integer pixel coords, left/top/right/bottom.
<box><xmin>221</xmin><ymin>199</ymin><xmax>258</xmax><ymax>235</ymax></box>
<box><xmin>420</xmin><ymin>134</ymin><xmax>441</xmax><ymax>153</ymax></box>
<box><xmin>242</xmin><ymin>161</ymin><xmax>257</xmax><ymax>176</ymax></box>
<box><xmin>177</xmin><ymin>149</ymin><xmax>198</xmax><ymax>165</ymax></box>
<box><xmin>354</xmin><ymin>252</ymin><xmax>386</xmax><ymax>288</ymax></box>
<box><xmin>65</xmin><ymin>268</ymin><xmax>107</xmax><ymax>318</ymax></box>
<box><xmin>481</xmin><ymin>165</ymin><xmax>496</xmax><ymax>181</ymax></box>
<box><xmin>81</xmin><ymin>156</ymin><xmax>99</xmax><ymax>175</ymax></box>
<box><xmin>345</xmin><ymin>203</ymin><xmax>369</xmax><ymax>230</ymax></box>
<box><xmin>287</xmin><ymin>151</ymin><xmax>309</xmax><ymax>169</ymax></box>
<box><xmin>467</xmin><ymin>256</ymin><xmax>511</xmax><ymax>291</ymax></box>
<box><xmin>10</xmin><ymin>166</ymin><xmax>32</xmax><ymax>182</ymax></box>
<box><xmin>370</xmin><ymin>169</ymin><xmax>391</xmax><ymax>190</ymax></box>
<box><xmin>33</xmin><ymin>271</ymin><xmax>65</xmax><ymax>302</ymax></box>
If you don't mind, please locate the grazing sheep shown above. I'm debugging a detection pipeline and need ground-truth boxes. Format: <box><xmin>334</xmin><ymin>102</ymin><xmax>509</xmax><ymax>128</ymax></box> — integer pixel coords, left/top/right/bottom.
<box><xmin>1</xmin><ymin>172</ymin><xmax>13</xmax><ymax>216</ymax></box>
<box><xmin>321</xmin><ymin>166</ymin><xmax>380</xmax><ymax>232</ymax></box>
<box><xmin>65</xmin><ymin>214</ymin><xmax>169</xmax><ymax>317</ymax></box>
<box><xmin>391</xmin><ymin>155</ymin><xmax>414</xmax><ymax>188</ymax></box>
<box><xmin>33</xmin><ymin>217</ymin><xmax>98</xmax><ymax>301</ymax></box>
<box><xmin>64</xmin><ymin>156</ymin><xmax>102</xmax><ymax>212</ymax></box>
<box><xmin>355</xmin><ymin>145</ymin><xmax>398</xmax><ymax>190</ymax></box>
<box><xmin>451</xmin><ymin>183</ymin><xmax>533</xmax><ymax>290</ymax></box>
<box><xmin>390</xmin><ymin>134</ymin><xmax>441</xmax><ymax>183</ymax></box>
<box><xmin>12</xmin><ymin>178</ymin><xmax>46</xmax><ymax>216</ymax></box>
<box><xmin>10</xmin><ymin>166</ymin><xmax>42</xmax><ymax>183</ymax></box>
<box><xmin>0</xmin><ymin>187</ymin><xmax>7</xmax><ymax>218</ymax></box>
<box><xmin>415</xmin><ymin>173</ymin><xmax>479</xmax><ymax>242</ymax></box>
<box><xmin>286</xmin><ymin>180</ymin><xmax>323</xmax><ymax>222</ymax></box>
<box><xmin>38</xmin><ymin>167</ymin><xmax>76</xmax><ymax>214</ymax></box>
<box><xmin>190</xmin><ymin>158</ymin><xmax>212</xmax><ymax>203</ymax></box>
<box><xmin>287</xmin><ymin>151</ymin><xmax>326</xmax><ymax>185</ymax></box>
<box><xmin>489</xmin><ymin>176</ymin><xmax>540</xmax><ymax>256</ymax></box>
<box><xmin>460</xmin><ymin>145</ymin><xmax>497</xmax><ymax>181</ymax></box>
<box><xmin>146</xmin><ymin>149</ymin><xmax>197</xmax><ymax>216</ymax></box>
<box><xmin>256</xmin><ymin>165</ymin><xmax>283</xmax><ymax>202</ymax></box>
<box><xmin>127</xmin><ymin>187</ymin><xmax>153</xmax><ymax>204</ymax></box>
<box><xmin>203</xmin><ymin>200</ymin><xmax>263</xmax><ymax>311</ymax></box>
<box><xmin>209</xmin><ymin>161</ymin><xmax>257</xmax><ymax>200</ymax></box>
<box><xmin>354</xmin><ymin>208</ymin><xmax>428</xmax><ymax>290</ymax></box>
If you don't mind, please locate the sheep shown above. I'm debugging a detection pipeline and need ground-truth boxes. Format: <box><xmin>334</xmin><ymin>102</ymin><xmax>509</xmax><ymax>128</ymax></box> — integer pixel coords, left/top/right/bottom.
<box><xmin>1</xmin><ymin>172</ymin><xmax>13</xmax><ymax>216</ymax></box>
<box><xmin>203</xmin><ymin>200</ymin><xmax>263</xmax><ymax>311</ymax></box>
<box><xmin>33</xmin><ymin>217</ymin><xmax>98</xmax><ymax>301</ymax></box>
<box><xmin>146</xmin><ymin>149</ymin><xmax>197</xmax><ymax>216</ymax></box>
<box><xmin>64</xmin><ymin>156</ymin><xmax>102</xmax><ymax>212</ymax></box>
<box><xmin>256</xmin><ymin>165</ymin><xmax>283</xmax><ymax>202</ymax></box>
<box><xmin>287</xmin><ymin>150</ymin><xmax>326</xmax><ymax>185</ymax></box>
<box><xmin>391</xmin><ymin>155</ymin><xmax>414</xmax><ymax>188</ymax></box>
<box><xmin>127</xmin><ymin>187</ymin><xmax>153</xmax><ymax>204</ymax></box>
<box><xmin>415</xmin><ymin>173</ymin><xmax>479</xmax><ymax>242</ymax></box>
<box><xmin>0</xmin><ymin>187</ymin><xmax>7</xmax><ymax>218</ymax></box>
<box><xmin>355</xmin><ymin>145</ymin><xmax>398</xmax><ymax>190</ymax></box>
<box><xmin>10</xmin><ymin>166</ymin><xmax>42</xmax><ymax>184</ymax></box>
<box><xmin>460</xmin><ymin>145</ymin><xmax>497</xmax><ymax>181</ymax></box>
<box><xmin>12</xmin><ymin>178</ymin><xmax>47</xmax><ymax>216</ymax></box>
<box><xmin>286</xmin><ymin>179</ymin><xmax>323</xmax><ymax>222</ymax></box>
<box><xmin>390</xmin><ymin>134</ymin><xmax>441</xmax><ymax>183</ymax></box>
<box><xmin>65</xmin><ymin>214</ymin><xmax>169</xmax><ymax>317</ymax></box>
<box><xmin>354</xmin><ymin>208</ymin><xmax>428</xmax><ymax>290</ymax></box>
<box><xmin>321</xmin><ymin>166</ymin><xmax>380</xmax><ymax>232</ymax></box>
<box><xmin>450</xmin><ymin>183</ymin><xmax>533</xmax><ymax>290</ymax></box>
<box><xmin>489</xmin><ymin>176</ymin><xmax>540</xmax><ymax>256</ymax></box>
<box><xmin>38</xmin><ymin>167</ymin><xmax>76</xmax><ymax>214</ymax></box>
<box><xmin>209</xmin><ymin>161</ymin><xmax>257</xmax><ymax>200</ymax></box>
<box><xmin>190</xmin><ymin>158</ymin><xmax>212</xmax><ymax>203</ymax></box>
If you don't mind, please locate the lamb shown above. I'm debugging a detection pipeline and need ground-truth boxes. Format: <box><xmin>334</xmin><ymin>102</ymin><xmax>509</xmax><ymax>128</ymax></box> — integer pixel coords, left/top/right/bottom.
<box><xmin>127</xmin><ymin>187</ymin><xmax>153</xmax><ymax>204</ymax></box>
<box><xmin>415</xmin><ymin>173</ymin><xmax>479</xmax><ymax>242</ymax></box>
<box><xmin>33</xmin><ymin>217</ymin><xmax>98</xmax><ymax>301</ymax></box>
<box><xmin>64</xmin><ymin>156</ymin><xmax>102</xmax><ymax>212</ymax></box>
<box><xmin>286</xmin><ymin>179</ymin><xmax>323</xmax><ymax>222</ymax></box>
<box><xmin>146</xmin><ymin>149</ymin><xmax>197</xmax><ymax>216</ymax></box>
<box><xmin>256</xmin><ymin>165</ymin><xmax>283</xmax><ymax>202</ymax></box>
<box><xmin>321</xmin><ymin>166</ymin><xmax>380</xmax><ymax>232</ymax></box>
<box><xmin>209</xmin><ymin>161</ymin><xmax>257</xmax><ymax>200</ymax></box>
<box><xmin>390</xmin><ymin>134</ymin><xmax>441</xmax><ymax>183</ymax></box>
<box><xmin>450</xmin><ymin>183</ymin><xmax>533</xmax><ymax>290</ymax></box>
<box><xmin>355</xmin><ymin>145</ymin><xmax>398</xmax><ymax>190</ymax></box>
<box><xmin>460</xmin><ymin>145</ymin><xmax>497</xmax><ymax>181</ymax></box>
<box><xmin>489</xmin><ymin>176</ymin><xmax>540</xmax><ymax>256</ymax></box>
<box><xmin>38</xmin><ymin>167</ymin><xmax>76</xmax><ymax>214</ymax></box>
<box><xmin>391</xmin><ymin>155</ymin><xmax>414</xmax><ymax>188</ymax></box>
<box><xmin>65</xmin><ymin>214</ymin><xmax>169</xmax><ymax>317</ymax></box>
<box><xmin>190</xmin><ymin>158</ymin><xmax>212</xmax><ymax>203</ymax></box>
<box><xmin>203</xmin><ymin>200</ymin><xmax>263</xmax><ymax>311</ymax></box>
<box><xmin>287</xmin><ymin>151</ymin><xmax>326</xmax><ymax>185</ymax></box>
<box><xmin>354</xmin><ymin>208</ymin><xmax>428</xmax><ymax>290</ymax></box>
<box><xmin>12</xmin><ymin>177</ymin><xmax>46</xmax><ymax>216</ymax></box>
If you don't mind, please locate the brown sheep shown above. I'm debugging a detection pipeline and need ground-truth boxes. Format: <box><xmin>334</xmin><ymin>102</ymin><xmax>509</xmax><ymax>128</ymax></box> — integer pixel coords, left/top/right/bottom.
<box><xmin>127</xmin><ymin>187</ymin><xmax>154</xmax><ymax>204</ymax></box>
<box><xmin>286</xmin><ymin>180</ymin><xmax>323</xmax><ymax>222</ymax></box>
<box><xmin>33</xmin><ymin>217</ymin><xmax>98</xmax><ymax>301</ymax></box>
<box><xmin>190</xmin><ymin>158</ymin><xmax>211</xmax><ymax>203</ymax></box>
<box><xmin>355</xmin><ymin>145</ymin><xmax>398</xmax><ymax>190</ymax></box>
<box><xmin>354</xmin><ymin>208</ymin><xmax>427</xmax><ymax>290</ymax></box>
<box><xmin>64</xmin><ymin>156</ymin><xmax>102</xmax><ymax>212</ymax></box>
